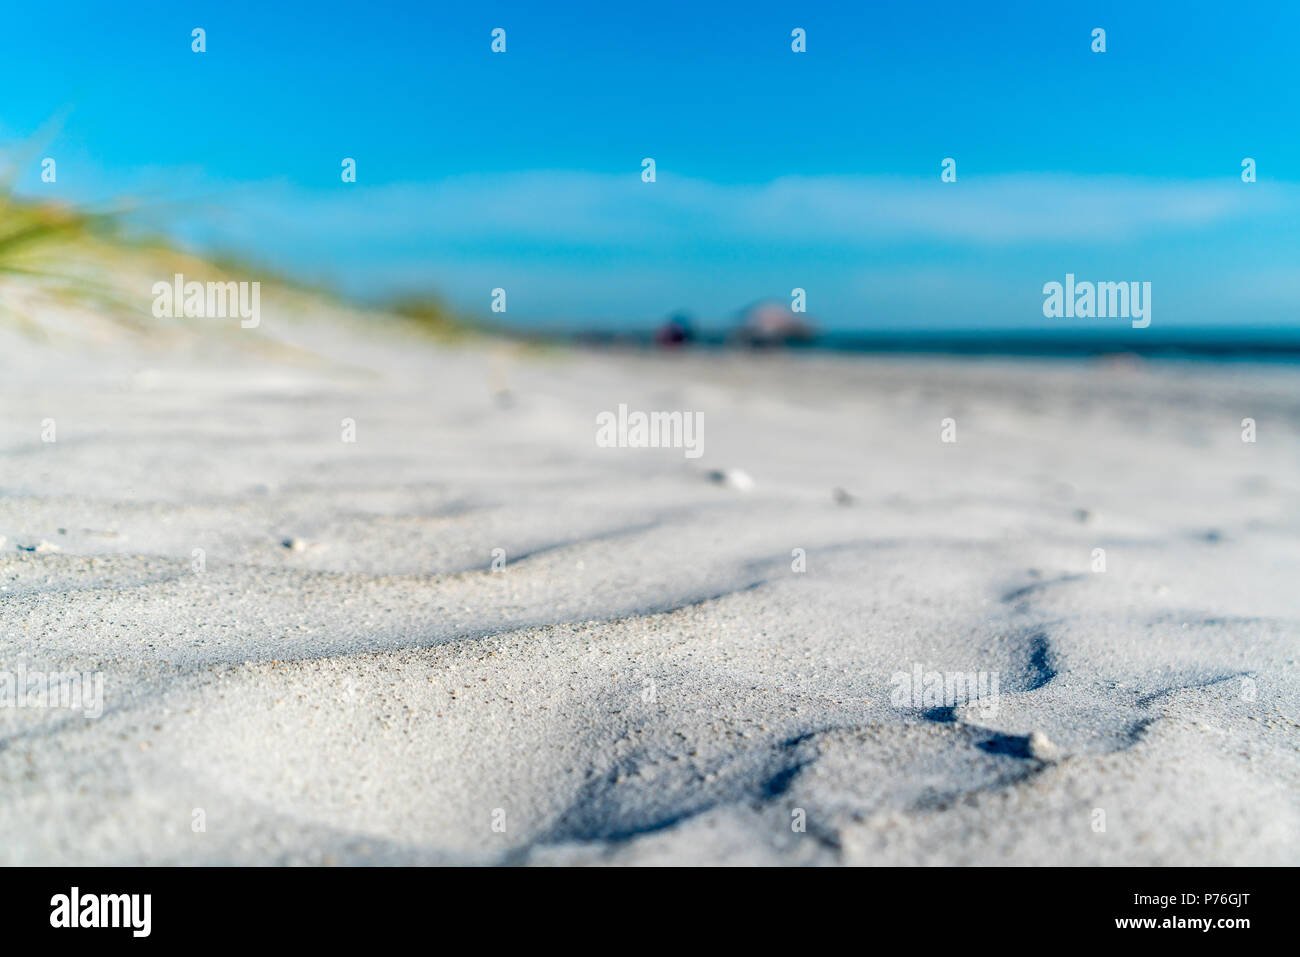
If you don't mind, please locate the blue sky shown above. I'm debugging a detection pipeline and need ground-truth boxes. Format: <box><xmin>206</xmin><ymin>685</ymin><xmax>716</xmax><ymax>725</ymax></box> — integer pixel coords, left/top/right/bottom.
<box><xmin>3</xmin><ymin>0</ymin><xmax>1299</xmax><ymax>333</ymax></box>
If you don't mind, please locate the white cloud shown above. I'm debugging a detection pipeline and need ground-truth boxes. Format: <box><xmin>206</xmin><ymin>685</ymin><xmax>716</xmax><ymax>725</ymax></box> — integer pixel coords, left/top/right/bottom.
<box><xmin>187</xmin><ymin>171</ymin><xmax>1300</xmax><ymax>253</ymax></box>
<box><xmin>94</xmin><ymin>169</ymin><xmax>1300</xmax><ymax>325</ymax></box>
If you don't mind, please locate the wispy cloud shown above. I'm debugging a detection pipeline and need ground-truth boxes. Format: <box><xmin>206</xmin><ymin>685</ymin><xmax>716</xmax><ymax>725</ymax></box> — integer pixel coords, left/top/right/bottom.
<box><xmin>111</xmin><ymin>170</ymin><xmax>1300</xmax><ymax>329</ymax></box>
<box><xmin>178</xmin><ymin>171</ymin><xmax>1298</xmax><ymax>251</ymax></box>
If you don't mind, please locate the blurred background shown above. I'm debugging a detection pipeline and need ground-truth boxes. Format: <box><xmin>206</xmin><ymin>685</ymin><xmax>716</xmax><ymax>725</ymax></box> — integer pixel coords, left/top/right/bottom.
<box><xmin>3</xmin><ymin>0</ymin><xmax>1299</xmax><ymax>349</ymax></box>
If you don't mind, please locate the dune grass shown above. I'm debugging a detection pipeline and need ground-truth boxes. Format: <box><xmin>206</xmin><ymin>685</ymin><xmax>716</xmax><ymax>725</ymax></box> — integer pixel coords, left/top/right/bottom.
<box><xmin>386</xmin><ymin>295</ymin><xmax>483</xmax><ymax>341</ymax></box>
<box><xmin>0</xmin><ymin>182</ymin><xmax>494</xmax><ymax>347</ymax></box>
<box><xmin>0</xmin><ymin>192</ymin><xmax>119</xmax><ymax>278</ymax></box>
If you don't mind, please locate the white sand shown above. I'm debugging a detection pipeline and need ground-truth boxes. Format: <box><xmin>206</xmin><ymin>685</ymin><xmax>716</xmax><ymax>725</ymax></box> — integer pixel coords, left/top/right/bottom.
<box><xmin>1</xmin><ymin>282</ymin><xmax>1298</xmax><ymax>865</ymax></box>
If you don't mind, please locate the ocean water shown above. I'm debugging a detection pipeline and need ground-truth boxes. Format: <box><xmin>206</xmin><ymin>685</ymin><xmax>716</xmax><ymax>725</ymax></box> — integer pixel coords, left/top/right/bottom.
<box><xmin>571</xmin><ymin>324</ymin><xmax>1300</xmax><ymax>360</ymax></box>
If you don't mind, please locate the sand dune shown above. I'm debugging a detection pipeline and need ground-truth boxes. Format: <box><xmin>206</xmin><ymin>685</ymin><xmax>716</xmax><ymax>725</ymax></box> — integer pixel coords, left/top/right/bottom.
<box><xmin>1</xmin><ymin>280</ymin><xmax>1297</xmax><ymax>864</ymax></box>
